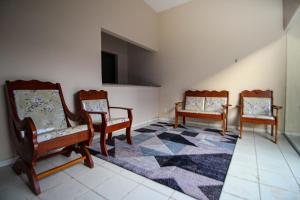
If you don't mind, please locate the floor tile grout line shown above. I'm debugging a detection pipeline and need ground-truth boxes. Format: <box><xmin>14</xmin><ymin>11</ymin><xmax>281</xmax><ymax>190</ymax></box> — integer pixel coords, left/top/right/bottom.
<box><xmin>253</xmin><ymin>131</ymin><xmax>262</xmax><ymax>200</ymax></box>
<box><xmin>222</xmin><ymin>191</ymin><xmax>248</xmax><ymax>200</ymax></box>
<box><xmin>277</xmin><ymin>139</ymin><xmax>300</xmax><ymax>188</ymax></box>
<box><xmin>120</xmin><ymin>184</ymin><xmax>140</xmax><ymax>200</ymax></box>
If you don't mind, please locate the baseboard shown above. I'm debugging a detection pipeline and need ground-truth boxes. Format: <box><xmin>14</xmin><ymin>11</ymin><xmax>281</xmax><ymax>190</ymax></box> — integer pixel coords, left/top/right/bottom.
<box><xmin>159</xmin><ymin>117</ymin><xmax>283</xmax><ymax>134</ymax></box>
<box><xmin>0</xmin><ymin>157</ymin><xmax>17</xmax><ymax>168</ymax></box>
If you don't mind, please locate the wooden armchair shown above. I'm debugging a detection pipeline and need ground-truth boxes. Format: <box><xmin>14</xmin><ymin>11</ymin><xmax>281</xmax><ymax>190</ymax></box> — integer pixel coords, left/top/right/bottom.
<box><xmin>5</xmin><ymin>80</ymin><xmax>94</xmax><ymax>194</ymax></box>
<box><xmin>238</xmin><ymin>90</ymin><xmax>282</xmax><ymax>143</ymax></box>
<box><xmin>77</xmin><ymin>90</ymin><xmax>133</xmax><ymax>156</ymax></box>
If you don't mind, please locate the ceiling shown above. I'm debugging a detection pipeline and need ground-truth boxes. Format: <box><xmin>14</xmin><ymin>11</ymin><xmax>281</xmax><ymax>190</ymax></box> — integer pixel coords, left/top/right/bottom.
<box><xmin>144</xmin><ymin>0</ymin><xmax>193</xmax><ymax>13</ymax></box>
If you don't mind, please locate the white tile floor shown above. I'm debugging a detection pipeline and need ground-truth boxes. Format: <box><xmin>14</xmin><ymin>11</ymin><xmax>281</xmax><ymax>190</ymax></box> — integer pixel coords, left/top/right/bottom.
<box><xmin>0</xmin><ymin>131</ymin><xmax>300</xmax><ymax>200</ymax></box>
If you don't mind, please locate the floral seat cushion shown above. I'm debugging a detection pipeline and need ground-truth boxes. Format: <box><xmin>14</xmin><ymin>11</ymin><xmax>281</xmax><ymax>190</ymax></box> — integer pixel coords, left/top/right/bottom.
<box><xmin>242</xmin><ymin>115</ymin><xmax>274</xmax><ymax>120</ymax></box>
<box><xmin>243</xmin><ymin>97</ymin><xmax>272</xmax><ymax>116</ymax></box>
<box><xmin>82</xmin><ymin>99</ymin><xmax>109</xmax><ymax>123</ymax></box>
<box><xmin>185</xmin><ymin>96</ymin><xmax>205</xmax><ymax>112</ymax></box>
<box><xmin>37</xmin><ymin>125</ymin><xmax>88</xmax><ymax>143</ymax></box>
<box><xmin>93</xmin><ymin>117</ymin><xmax>129</xmax><ymax>126</ymax></box>
<box><xmin>13</xmin><ymin>90</ymin><xmax>68</xmax><ymax>135</ymax></box>
<box><xmin>204</xmin><ymin>97</ymin><xmax>227</xmax><ymax>113</ymax></box>
<box><xmin>178</xmin><ymin>109</ymin><xmax>221</xmax><ymax>115</ymax></box>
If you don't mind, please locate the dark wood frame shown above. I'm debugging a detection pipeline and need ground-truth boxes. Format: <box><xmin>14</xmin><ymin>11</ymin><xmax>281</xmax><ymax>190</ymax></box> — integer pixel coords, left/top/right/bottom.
<box><xmin>77</xmin><ymin>90</ymin><xmax>133</xmax><ymax>156</ymax></box>
<box><xmin>175</xmin><ymin>90</ymin><xmax>231</xmax><ymax>135</ymax></box>
<box><xmin>238</xmin><ymin>90</ymin><xmax>282</xmax><ymax>143</ymax></box>
<box><xmin>5</xmin><ymin>80</ymin><xmax>94</xmax><ymax>195</ymax></box>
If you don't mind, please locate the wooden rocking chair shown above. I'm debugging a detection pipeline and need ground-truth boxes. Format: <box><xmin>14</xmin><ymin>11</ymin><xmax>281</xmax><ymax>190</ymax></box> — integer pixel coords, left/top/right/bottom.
<box><xmin>5</xmin><ymin>80</ymin><xmax>94</xmax><ymax>194</ymax></box>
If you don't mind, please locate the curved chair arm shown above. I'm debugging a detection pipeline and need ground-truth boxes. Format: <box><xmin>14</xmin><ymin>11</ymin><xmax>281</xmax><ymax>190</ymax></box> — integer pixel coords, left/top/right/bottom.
<box><xmin>272</xmin><ymin>105</ymin><xmax>283</xmax><ymax>117</ymax></box>
<box><xmin>272</xmin><ymin>105</ymin><xmax>283</xmax><ymax>110</ymax></box>
<box><xmin>222</xmin><ymin>104</ymin><xmax>232</xmax><ymax>113</ymax></box>
<box><xmin>109</xmin><ymin>106</ymin><xmax>133</xmax><ymax>111</ymax></box>
<box><xmin>175</xmin><ymin>102</ymin><xmax>183</xmax><ymax>111</ymax></box>
<box><xmin>222</xmin><ymin>104</ymin><xmax>232</xmax><ymax>109</ymax></box>
<box><xmin>85</xmin><ymin>111</ymin><xmax>108</xmax><ymax>124</ymax></box>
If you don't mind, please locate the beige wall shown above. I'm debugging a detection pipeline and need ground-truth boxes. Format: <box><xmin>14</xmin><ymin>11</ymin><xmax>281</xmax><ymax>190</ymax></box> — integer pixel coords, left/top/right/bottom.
<box><xmin>283</xmin><ymin>0</ymin><xmax>300</xmax><ymax>29</ymax></box>
<box><xmin>131</xmin><ymin>0</ymin><xmax>286</xmax><ymax>130</ymax></box>
<box><xmin>286</xmin><ymin>9</ymin><xmax>300</xmax><ymax>133</ymax></box>
<box><xmin>0</xmin><ymin>0</ymin><xmax>159</xmax><ymax>161</ymax></box>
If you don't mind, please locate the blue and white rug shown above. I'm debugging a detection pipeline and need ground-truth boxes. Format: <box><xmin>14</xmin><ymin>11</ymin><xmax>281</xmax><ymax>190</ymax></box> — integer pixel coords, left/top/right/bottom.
<box><xmin>89</xmin><ymin>122</ymin><xmax>238</xmax><ymax>200</ymax></box>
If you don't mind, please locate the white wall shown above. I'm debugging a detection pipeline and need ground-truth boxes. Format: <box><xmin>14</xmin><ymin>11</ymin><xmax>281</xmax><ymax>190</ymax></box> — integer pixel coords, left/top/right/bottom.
<box><xmin>0</xmin><ymin>0</ymin><xmax>159</xmax><ymax>162</ymax></box>
<box><xmin>283</xmin><ymin>0</ymin><xmax>300</xmax><ymax>29</ymax></box>
<box><xmin>130</xmin><ymin>0</ymin><xmax>286</xmax><ymax>130</ymax></box>
<box><xmin>286</xmin><ymin>9</ymin><xmax>300</xmax><ymax>134</ymax></box>
<box><xmin>103</xmin><ymin>85</ymin><xmax>159</xmax><ymax>125</ymax></box>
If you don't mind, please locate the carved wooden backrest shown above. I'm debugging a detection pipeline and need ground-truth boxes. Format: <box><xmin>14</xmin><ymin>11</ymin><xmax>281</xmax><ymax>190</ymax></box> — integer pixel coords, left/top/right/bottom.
<box><xmin>240</xmin><ymin>90</ymin><xmax>273</xmax><ymax>116</ymax></box>
<box><xmin>77</xmin><ymin>90</ymin><xmax>110</xmax><ymax>123</ymax></box>
<box><xmin>6</xmin><ymin>80</ymin><xmax>70</xmax><ymax>134</ymax></box>
<box><xmin>184</xmin><ymin>90</ymin><xmax>229</xmax><ymax>113</ymax></box>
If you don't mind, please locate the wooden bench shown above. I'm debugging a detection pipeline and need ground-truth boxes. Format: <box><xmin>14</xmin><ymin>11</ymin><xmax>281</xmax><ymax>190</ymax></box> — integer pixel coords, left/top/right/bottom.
<box><xmin>175</xmin><ymin>90</ymin><xmax>231</xmax><ymax>135</ymax></box>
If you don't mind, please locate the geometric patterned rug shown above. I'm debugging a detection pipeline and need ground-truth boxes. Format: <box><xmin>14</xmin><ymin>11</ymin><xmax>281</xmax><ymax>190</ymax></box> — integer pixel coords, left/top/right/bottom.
<box><xmin>89</xmin><ymin>122</ymin><xmax>238</xmax><ymax>200</ymax></box>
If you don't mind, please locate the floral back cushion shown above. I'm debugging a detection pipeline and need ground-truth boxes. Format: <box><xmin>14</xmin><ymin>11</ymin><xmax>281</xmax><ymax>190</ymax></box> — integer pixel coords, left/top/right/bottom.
<box><xmin>243</xmin><ymin>97</ymin><xmax>272</xmax><ymax>116</ymax></box>
<box><xmin>82</xmin><ymin>99</ymin><xmax>109</xmax><ymax>123</ymax></box>
<box><xmin>204</xmin><ymin>97</ymin><xmax>227</xmax><ymax>113</ymax></box>
<box><xmin>13</xmin><ymin>90</ymin><xmax>68</xmax><ymax>135</ymax></box>
<box><xmin>185</xmin><ymin>96</ymin><xmax>205</xmax><ymax>112</ymax></box>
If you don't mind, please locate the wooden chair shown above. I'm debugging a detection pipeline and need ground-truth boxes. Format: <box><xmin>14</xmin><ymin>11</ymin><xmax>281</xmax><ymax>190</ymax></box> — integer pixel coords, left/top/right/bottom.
<box><xmin>77</xmin><ymin>90</ymin><xmax>133</xmax><ymax>156</ymax></box>
<box><xmin>175</xmin><ymin>90</ymin><xmax>231</xmax><ymax>135</ymax></box>
<box><xmin>5</xmin><ymin>80</ymin><xmax>94</xmax><ymax>195</ymax></box>
<box><xmin>238</xmin><ymin>90</ymin><xmax>282</xmax><ymax>143</ymax></box>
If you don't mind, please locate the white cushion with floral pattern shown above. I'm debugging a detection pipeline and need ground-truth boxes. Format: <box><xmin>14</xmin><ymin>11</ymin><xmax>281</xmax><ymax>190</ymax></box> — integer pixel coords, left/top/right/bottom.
<box><xmin>37</xmin><ymin>125</ymin><xmax>88</xmax><ymax>143</ymax></box>
<box><xmin>204</xmin><ymin>97</ymin><xmax>227</xmax><ymax>113</ymax></box>
<box><xmin>243</xmin><ymin>97</ymin><xmax>271</xmax><ymax>116</ymax></box>
<box><xmin>14</xmin><ymin>90</ymin><xmax>68</xmax><ymax>135</ymax></box>
<box><xmin>242</xmin><ymin>115</ymin><xmax>274</xmax><ymax>120</ymax></box>
<box><xmin>82</xmin><ymin>99</ymin><xmax>109</xmax><ymax>123</ymax></box>
<box><xmin>178</xmin><ymin>109</ymin><xmax>221</xmax><ymax>115</ymax></box>
<box><xmin>185</xmin><ymin>96</ymin><xmax>205</xmax><ymax>112</ymax></box>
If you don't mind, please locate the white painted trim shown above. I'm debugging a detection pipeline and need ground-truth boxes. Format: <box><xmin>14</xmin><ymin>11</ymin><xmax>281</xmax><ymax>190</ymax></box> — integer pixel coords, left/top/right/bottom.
<box><xmin>0</xmin><ymin>157</ymin><xmax>17</xmax><ymax>168</ymax></box>
<box><xmin>285</xmin><ymin>132</ymin><xmax>300</xmax><ymax>136</ymax></box>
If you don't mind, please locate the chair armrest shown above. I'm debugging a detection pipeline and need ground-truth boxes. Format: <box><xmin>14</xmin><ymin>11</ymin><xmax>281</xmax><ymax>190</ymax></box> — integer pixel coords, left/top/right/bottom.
<box><xmin>272</xmin><ymin>105</ymin><xmax>283</xmax><ymax>110</ymax></box>
<box><xmin>85</xmin><ymin>111</ymin><xmax>108</xmax><ymax>122</ymax></box>
<box><xmin>12</xmin><ymin>116</ymin><xmax>38</xmax><ymax>144</ymax></box>
<box><xmin>109</xmin><ymin>107</ymin><xmax>133</xmax><ymax>121</ymax></box>
<box><xmin>175</xmin><ymin>102</ymin><xmax>183</xmax><ymax>106</ymax></box>
<box><xmin>222</xmin><ymin>104</ymin><xmax>232</xmax><ymax>108</ymax></box>
<box><xmin>109</xmin><ymin>106</ymin><xmax>133</xmax><ymax>111</ymax></box>
<box><xmin>175</xmin><ymin>102</ymin><xmax>183</xmax><ymax>111</ymax></box>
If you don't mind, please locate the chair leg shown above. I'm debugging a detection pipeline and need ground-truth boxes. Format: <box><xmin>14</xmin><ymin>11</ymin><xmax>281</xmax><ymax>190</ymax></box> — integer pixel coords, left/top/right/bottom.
<box><xmin>271</xmin><ymin>125</ymin><xmax>274</xmax><ymax>136</ymax></box>
<box><xmin>13</xmin><ymin>159</ymin><xmax>41</xmax><ymax>195</ymax></box>
<box><xmin>108</xmin><ymin>132</ymin><xmax>112</xmax><ymax>140</ymax></box>
<box><xmin>275</xmin><ymin>124</ymin><xmax>279</xmax><ymax>144</ymax></box>
<box><xmin>62</xmin><ymin>145</ymin><xmax>74</xmax><ymax>157</ymax></box>
<box><xmin>100</xmin><ymin>132</ymin><xmax>108</xmax><ymax>156</ymax></box>
<box><xmin>126</xmin><ymin>127</ymin><xmax>132</xmax><ymax>145</ymax></box>
<box><xmin>240</xmin><ymin>122</ymin><xmax>243</xmax><ymax>139</ymax></box>
<box><xmin>175</xmin><ymin>113</ymin><xmax>179</xmax><ymax>128</ymax></box>
<box><xmin>222</xmin><ymin>119</ymin><xmax>225</xmax><ymax>136</ymax></box>
<box><xmin>225</xmin><ymin>117</ymin><xmax>228</xmax><ymax>132</ymax></box>
<box><xmin>79</xmin><ymin>145</ymin><xmax>94</xmax><ymax>168</ymax></box>
<box><xmin>182</xmin><ymin>116</ymin><xmax>186</xmax><ymax>125</ymax></box>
